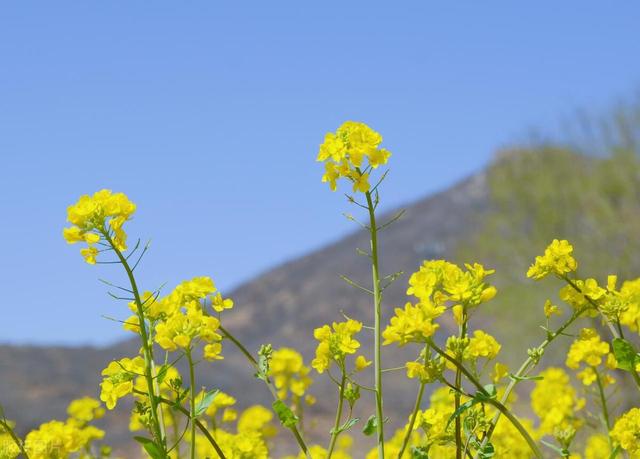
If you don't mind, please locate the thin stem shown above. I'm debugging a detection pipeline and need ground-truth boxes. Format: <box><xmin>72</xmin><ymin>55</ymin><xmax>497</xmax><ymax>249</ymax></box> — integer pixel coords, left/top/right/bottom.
<box><xmin>397</xmin><ymin>381</ymin><xmax>426</xmax><ymax>458</ymax></box>
<box><xmin>218</xmin><ymin>325</ymin><xmax>311</xmax><ymax>458</ymax></box>
<box><xmin>454</xmin><ymin>315</ymin><xmax>468</xmax><ymax>459</ymax></box>
<box><xmin>475</xmin><ymin>305</ymin><xmax>589</xmax><ymax>457</ymax></box>
<box><xmin>103</xmin><ymin>230</ymin><xmax>166</xmax><ymax>454</ymax></box>
<box><xmin>0</xmin><ymin>419</ymin><xmax>29</xmax><ymax>459</ymax></box>
<box><xmin>326</xmin><ymin>368</ymin><xmax>347</xmax><ymax>458</ymax></box>
<box><xmin>365</xmin><ymin>189</ymin><xmax>385</xmax><ymax>458</ymax></box>
<box><xmin>427</xmin><ymin>340</ymin><xmax>542</xmax><ymax>459</ymax></box>
<box><xmin>594</xmin><ymin>367</ymin><xmax>613</xmax><ymax>451</ymax></box>
<box><xmin>142</xmin><ymin>391</ymin><xmax>227</xmax><ymax>459</ymax></box>
<box><xmin>187</xmin><ymin>349</ymin><xmax>197</xmax><ymax>459</ymax></box>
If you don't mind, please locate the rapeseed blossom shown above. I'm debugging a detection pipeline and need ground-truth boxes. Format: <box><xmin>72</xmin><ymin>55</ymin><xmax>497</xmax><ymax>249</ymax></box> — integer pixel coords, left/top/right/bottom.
<box><xmin>311</xmin><ymin>319</ymin><xmax>364</xmax><ymax>373</ymax></box>
<box><xmin>527</xmin><ymin>239</ymin><xmax>577</xmax><ymax>280</ymax></box>
<box><xmin>269</xmin><ymin>347</ymin><xmax>313</xmax><ymax>401</ymax></box>
<box><xmin>99</xmin><ymin>356</ymin><xmax>145</xmax><ymax>409</ymax></box>
<box><xmin>610</xmin><ymin>407</ymin><xmax>640</xmax><ymax>456</ymax></box>
<box><xmin>63</xmin><ymin>189</ymin><xmax>136</xmax><ymax>263</ymax></box>
<box><xmin>531</xmin><ymin>367</ymin><xmax>585</xmax><ymax>435</ymax></box>
<box><xmin>317</xmin><ymin>121</ymin><xmax>391</xmax><ymax>192</ymax></box>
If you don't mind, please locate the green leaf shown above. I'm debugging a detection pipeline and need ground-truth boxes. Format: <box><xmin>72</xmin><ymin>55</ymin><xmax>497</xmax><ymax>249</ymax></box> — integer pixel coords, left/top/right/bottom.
<box><xmin>362</xmin><ymin>415</ymin><xmax>377</xmax><ymax>436</ymax></box>
<box><xmin>608</xmin><ymin>445</ymin><xmax>622</xmax><ymax>459</ymax></box>
<box><xmin>411</xmin><ymin>446</ymin><xmax>430</xmax><ymax>458</ymax></box>
<box><xmin>446</xmin><ymin>398</ymin><xmax>478</xmax><ymax>428</ymax></box>
<box><xmin>194</xmin><ymin>389</ymin><xmax>219</xmax><ymax>417</ymax></box>
<box><xmin>508</xmin><ymin>373</ymin><xmax>543</xmax><ymax>382</ymax></box>
<box><xmin>133</xmin><ymin>436</ymin><xmax>164</xmax><ymax>459</ymax></box>
<box><xmin>540</xmin><ymin>439</ymin><xmax>569</xmax><ymax>457</ymax></box>
<box><xmin>330</xmin><ymin>417</ymin><xmax>359</xmax><ymax>435</ymax></box>
<box><xmin>361</xmin><ymin>415</ymin><xmax>389</xmax><ymax>436</ymax></box>
<box><xmin>477</xmin><ymin>442</ymin><xmax>495</xmax><ymax>459</ymax></box>
<box><xmin>612</xmin><ymin>338</ymin><xmax>638</xmax><ymax>372</ymax></box>
<box><xmin>155</xmin><ymin>364</ymin><xmax>170</xmax><ymax>385</ymax></box>
<box><xmin>272</xmin><ymin>400</ymin><xmax>298</xmax><ymax>428</ymax></box>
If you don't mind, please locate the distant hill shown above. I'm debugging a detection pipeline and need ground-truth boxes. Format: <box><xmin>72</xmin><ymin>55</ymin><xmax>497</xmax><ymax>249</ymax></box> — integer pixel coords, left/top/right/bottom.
<box><xmin>2</xmin><ymin>145</ymin><xmax>640</xmax><ymax>456</ymax></box>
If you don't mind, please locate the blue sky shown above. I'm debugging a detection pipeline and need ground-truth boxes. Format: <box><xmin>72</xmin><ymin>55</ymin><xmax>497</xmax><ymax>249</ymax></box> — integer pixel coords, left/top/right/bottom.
<box><xmin>1</xmin><ymin>2</ymin><xmax>639</xmax><ymax>345</ymax></box>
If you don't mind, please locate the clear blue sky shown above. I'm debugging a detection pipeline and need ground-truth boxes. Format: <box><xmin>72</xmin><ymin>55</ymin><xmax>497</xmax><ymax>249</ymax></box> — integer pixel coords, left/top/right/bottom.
<box><xmin>1</xmin><ymin>2</ymin><xmax>639</xmax><ymax>345</ymax></box>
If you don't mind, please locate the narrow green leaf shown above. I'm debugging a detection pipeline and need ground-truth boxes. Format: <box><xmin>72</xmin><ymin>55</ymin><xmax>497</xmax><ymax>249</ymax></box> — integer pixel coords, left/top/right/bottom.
<box><xmin>155</xmin><ymin>364</ymin><xmax>169</xmax><ymax>385</ymax></box>
<box><xmin>194</xmin><ymin>389</ymin><xmax>219</xmax><ymax>417</ymax></box>
<box><xmin>272</xmin><ymin>400</ymin><xmax>298</xmax><ymax>428</ymax></box>
<box><xmin>508</xmin><ymin>373</ymin><xmax>543</xmax><ymax>382</ymax></box>
<box><xmin>330</xmin><ymin>417</ymin><xmax>359</xmax><ymax>435</ymax></box>
<box><xmin>133</xmin><ymin>436</ymin><xmax>163</xmax><ymax>459</ymax></box>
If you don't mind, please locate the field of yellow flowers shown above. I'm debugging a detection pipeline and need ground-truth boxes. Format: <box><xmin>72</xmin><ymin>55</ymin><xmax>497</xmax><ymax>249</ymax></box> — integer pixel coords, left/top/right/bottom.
<box><xmin>1</xmin><ymin>122</ymin><xmax>639</xmax><ymax>458</ymax></box>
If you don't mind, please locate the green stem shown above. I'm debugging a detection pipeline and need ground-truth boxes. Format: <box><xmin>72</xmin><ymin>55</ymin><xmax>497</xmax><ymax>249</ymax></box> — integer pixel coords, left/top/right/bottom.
<box><xmin>427</xmin><ymin>340</ymin><xmax>543</xmax><ymax>459</ymax></box>
<box><xmin>454</xmin><ymin>315</ymin><xmax>468</xmax><ymax>459</ymax></box>
<box><xmin>562</xmin><ymin>276</ymin><xmax>640</xmax><ymax>390</ymax></box>
<box><xmin>475</xmin><ymin>305</ymin><xmax>589</xmax><ymax>457</ymax></box>
<box><xmin>397</xmin><ymin>381</ymin><xmax>426</xmax><ymax>458</ymax></box>
<box><xmin>219</xmin><ymin>325</ymin><xmax>311</xmax><ymax>459</ymax></box>
<box><xmin>142</xmin><ymin>391</ymin><xmax>227</xmax><ymax>459</ymax></box>
<box><xmin>365</xmin><ymin>190</ymin><xmax>385</xmax><ymax>458</ymax></box>
<box><xmin>104</xmin><ymin>230</ymin><xmax>166</xmax><ymax>454</ymax></box>
<box><xmin>187</xmin><ymin>349</ymin><xmax>197</xmax><ymax>459</ymax></box>
<box><xmin>327</xmin><ymin>368</ymin><xmax>347</xmax><ymax>458</ymax></box>
<box><xmin>0</xmin><ymin>419</ymin><xmax>29</xmax><ymax>459</ymax></box>
<box><xmin>594</xmin><ymin>367</ymin><xmax>613</xmax><ymax>451</ymax></box>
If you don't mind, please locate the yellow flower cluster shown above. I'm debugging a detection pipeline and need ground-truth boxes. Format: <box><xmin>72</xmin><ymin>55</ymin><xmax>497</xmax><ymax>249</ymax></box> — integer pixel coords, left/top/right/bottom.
<box><xmin>527</xmin><ymin>239</ymin><xmax>577</xmax><ymax>280</ymax></box>
<box><xmin>610</xmin><ymin>407</ymin><xmax>640</xmax><ymax>456</ymax></box>
<box><xmin>317</xmin><ymin>121</ymin><xmax>391</xmax><ymax>193</ymax></box>
<box><xmin>465</xmin><ymin>329</ymin><xmax>501</xmax><ymax>360</ymax></box>
<box><xmin>565</xmin><ymin>328</ymin><xmax>615</xmax><ymax>386</ymax></box>
<box><xmin>23</xmin><ymin>398</ymin><xmax>106</xmax><ymax>459</ymax></box>
<box><xmin>147</xmin><ymin>276</ymin><xmax>228</xmax><ymax>360</ymax></box>
<box><xmin>311</xmin><ymin>319</ymin><xmax>365</xmax><ymax>373</ymax></box>
<box><xmin>383</xmin><ymin>301</ymin><xmax>443</xmax><ymax>345</ymax></box>
<box><xmin>63</xmin><ymin>189</ymin><xmax>136</xmax><ymax>263</ymax></box>
<box><xmin>406</xmin><ymin>357</ymin><xmax>445</xmax><ymax>383</ymax></box>
<box><xmin>407</xmin><ymin>260</ymin><xmax>496</xmax><ymax>309</ymax></box>
<box><xmin>269</xmin><ymin>347</ymin><xmax>313</xmax><ymax>401</ymax></box>
<box><xmin>99</xmin><ymin>356</ymin><xmax>145</xmax><ymax>409</ymax></box>
<box><xmin>67</xmin><ymin>396</ymin><xmax>105</xmax><ymax>424</ymax></box>
<box><xmin>237</xmin><ymin>405</ymin><xmax>277</xmax><ymax>439</ymax></box>
<box><xmin>285</xmin><ymin>436</ymin><xmax>354</xmax><ymax>459</ymax></box>
<box><xmin>155</xmin><ymin>306</ymin><xmax>223</xmax><ymax>358</ymax></box>
<box><xmin>531</xmin><ymin>367</ymin><xmax>585</xmax><ymax>435</ymax></box>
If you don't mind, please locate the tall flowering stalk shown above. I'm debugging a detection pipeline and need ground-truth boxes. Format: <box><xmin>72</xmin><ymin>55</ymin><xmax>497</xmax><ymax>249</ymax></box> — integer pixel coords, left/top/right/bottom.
<box><xmin>317</xmin><ymin>121</ymin><xmax>391</xmax><ymax>457</ymax></box>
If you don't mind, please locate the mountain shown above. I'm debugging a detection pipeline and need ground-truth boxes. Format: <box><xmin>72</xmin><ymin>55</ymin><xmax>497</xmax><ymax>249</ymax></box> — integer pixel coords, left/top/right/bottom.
<box><xmin>2</xmin><ymin>146</ymin><xmax>640</xmax><ymax>456</ymax></box>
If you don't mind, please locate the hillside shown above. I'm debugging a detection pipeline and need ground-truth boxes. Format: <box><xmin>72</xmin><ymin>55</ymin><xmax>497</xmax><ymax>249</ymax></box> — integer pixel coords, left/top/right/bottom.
<box><xmin>2</xmin><ymin>146</ymin><xmax>640</xmax><ymax>455</ymax></box>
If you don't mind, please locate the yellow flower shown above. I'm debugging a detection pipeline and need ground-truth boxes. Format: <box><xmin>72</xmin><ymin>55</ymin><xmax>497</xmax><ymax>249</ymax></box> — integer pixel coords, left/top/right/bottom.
<box><xmin>211</xmin><ymin>292</ymin><xmax>234</xmax><ymax>313</ymax></box>
<box><xmin>354</xmin><ymin>355</ymin><xmax>372</xmax><ymax>372</ymax></box>
<box><xmin>67</xmin><ymin>397</ymin><xmax>104</xmax><ymax>424</ymax></box>
<box><xmin>237</xmin><ymin>405</ymin><xmax>277</xmax><ymax>438</ymax></box>
<box><xmin>566</xmin><ymin>328</ymin><xmax>610</xmax><ymax>370</ymax></box>
<box><xmin>584</xmin><ymin>434</ymin><xmax>611</xmax><ymax>459</ymax></box>
<box><xmin>311</xmin><ymin>319</ymin><xmax>362</xmax><ymax>373</ymax></box>
<box><xmin>527</xmin><ymin>239</ymin><xmax>577</xmax><ymax>280</ymax></box>
<box><xmin>269</xmin><ymin>347</ymin><xmax>313</xmax><ymax>400</ymax></box>
<box><xmin>64</xmin><ymin>190</ymin><xmax>136</xmax><ymax>263</ymax></box>
<box><xmin>317</xmin><ymin>121</ymin><xmax>390</xmax><ymax>193</ymax></box>
<box><xmin>544</xmin><ymin>299</ymin><xmax>561</xmax><ymax>318</ymax></box>
<box><xmin>610</xmin><ymin>407</ymin><xmax>640</xmax><ymax>456</ymax></box>
<box><xmin>492</xmin><ymin>362</ymin><xmax>509</xmax><ymax>382</ymax></box>
<box><xmin>383</xmin><ymin>301</ymin><xmax>442</xmax><ymax>346</ymax></box>
<box><xmin>466</xmin><ymin>330</ymin><xmax>501</xmax><ymax>360</ymax></box>
<box><xmin>531</xmin><ymin>367</ymin><xmax>584</xmax><ymax>434</ymax></box>
<box><xmin>99</xmin><ymin>356</ymin><xmax>145</xmax><ymax>409</ymax></box>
